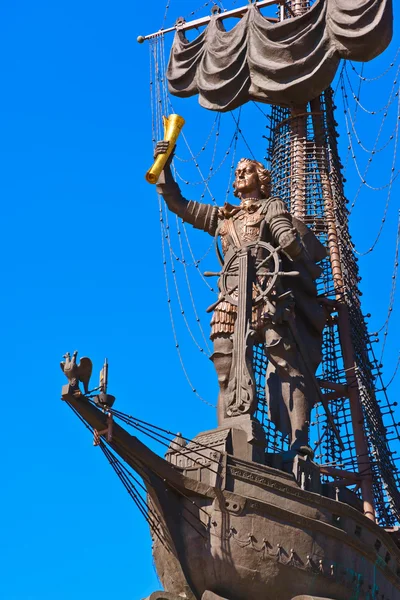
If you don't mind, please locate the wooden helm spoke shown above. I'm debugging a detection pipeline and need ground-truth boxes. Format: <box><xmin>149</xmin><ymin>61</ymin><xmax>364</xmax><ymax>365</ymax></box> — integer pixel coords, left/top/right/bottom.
<box><xmin>219</xmin><ymin>241</ymin><xmax>281</xmax><ymax>307</ymax></box>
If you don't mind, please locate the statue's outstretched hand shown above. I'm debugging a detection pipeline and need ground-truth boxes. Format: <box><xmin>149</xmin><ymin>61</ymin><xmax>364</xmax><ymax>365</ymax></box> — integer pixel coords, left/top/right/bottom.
<box><xmin>154</xmin><ymin>140</ymin><xmax>175</xmax><ymax>172</ymax></box>
<box><xmin>155</xmin><ymin>137</ymin><xmax>175</xmax><ymax>157</ymax></box>
<box><xmin>153</xmin><ymin>140</ymin><xmax>176</xmax><ymax>183</ymax></box>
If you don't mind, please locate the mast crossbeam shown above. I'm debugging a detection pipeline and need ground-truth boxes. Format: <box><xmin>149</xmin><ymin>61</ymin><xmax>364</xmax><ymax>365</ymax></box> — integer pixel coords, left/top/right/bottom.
<box><xmin>137</xmin><ymin>0</ymin><xmax>282</xmax><ymax>43</ymax></box>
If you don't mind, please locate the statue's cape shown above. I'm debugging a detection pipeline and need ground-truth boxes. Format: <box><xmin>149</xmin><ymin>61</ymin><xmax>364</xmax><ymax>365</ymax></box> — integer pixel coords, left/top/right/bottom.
<box><xmin>167</xmin><ymin>0</ymin><xmax>393</xmax><ymax>111</ymax></box>
<box><xmin>284</xmin><ymin>216</ymin><xmax>328</xmax><ymax>336</ymax></box>
<box><xmin>292</xmin><ymin>216</ymin><xmax>327</xmax><ymax>264</ymax></box>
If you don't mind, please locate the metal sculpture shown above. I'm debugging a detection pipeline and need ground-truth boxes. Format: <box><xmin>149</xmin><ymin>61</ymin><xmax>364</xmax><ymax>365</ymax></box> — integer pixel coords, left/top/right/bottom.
<box><xmin>155</xmin><ymin>142</ymin><xmax>327</xmax><ymax>454</ymax></box>
<box><xmin>60</xmin><ymin>351</ymin><xmax>92</xmax><ymax>395</ymax></box>
<box><xmin>60</xmin><ymin>1</ymin><xmax>400</xmax><ymax>599</ymax></box>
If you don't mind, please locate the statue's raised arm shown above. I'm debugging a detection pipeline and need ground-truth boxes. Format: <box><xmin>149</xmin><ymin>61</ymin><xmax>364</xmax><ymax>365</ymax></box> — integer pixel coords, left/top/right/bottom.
<box><xmin>155</xmin><ymin>141</ymin><xmax>219</xmax><ymax>237</ymax></box>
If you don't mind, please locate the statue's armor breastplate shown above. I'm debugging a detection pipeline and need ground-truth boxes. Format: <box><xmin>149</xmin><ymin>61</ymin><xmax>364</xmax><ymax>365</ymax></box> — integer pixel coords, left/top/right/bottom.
<box><xmin>211</xmin><ymin>206</ymin><xmax>266</xmax><ymax>340</ymax></box>
<box><xmin>219</xmin><ymin>208</ymin><xmax>265</xmax><ymax>254</ymax></box>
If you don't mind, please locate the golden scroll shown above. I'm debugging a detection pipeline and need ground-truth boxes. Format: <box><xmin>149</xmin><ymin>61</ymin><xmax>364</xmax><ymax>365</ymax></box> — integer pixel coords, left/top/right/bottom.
<box><xmin>145</xmin><ymin>114</ymin><xmax>185</xmax><ymax>184</ymax></box>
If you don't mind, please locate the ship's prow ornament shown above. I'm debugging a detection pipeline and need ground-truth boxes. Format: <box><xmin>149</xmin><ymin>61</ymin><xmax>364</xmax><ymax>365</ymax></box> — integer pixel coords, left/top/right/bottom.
<box><xmin>60</xmin><ymin>353</ymin><xmax>115</xmax><ymax>407</ymax></box>
<box><xmin>60</xmin><ymin>351</ymin><xmax>92</xmax><ymax>394</ymax></box>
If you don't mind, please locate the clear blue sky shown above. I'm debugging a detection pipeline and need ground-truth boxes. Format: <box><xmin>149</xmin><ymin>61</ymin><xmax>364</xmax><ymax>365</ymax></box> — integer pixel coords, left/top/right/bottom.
<box><xmin>0</xmin><ymin>2</ymin><xmax>399</xmax><ymax>599</ymax></box>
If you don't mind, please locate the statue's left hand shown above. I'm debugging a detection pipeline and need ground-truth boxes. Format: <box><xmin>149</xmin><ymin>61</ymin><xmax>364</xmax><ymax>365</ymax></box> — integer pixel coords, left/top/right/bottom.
<box><xmin>279</xmin><ymin>230</ymin><xmax>302</xmax><ymax>260</ymax></box>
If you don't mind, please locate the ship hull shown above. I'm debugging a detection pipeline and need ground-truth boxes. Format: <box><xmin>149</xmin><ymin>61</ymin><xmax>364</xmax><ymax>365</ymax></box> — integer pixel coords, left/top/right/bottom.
<box><xmin>63</xmin><ymin>395</ymin><xmax>400</xmax><ymax>600</ymax></box>
<box><xmin>151</xmin><ymin>458</ymin><xmax>400</xmax><ymax>600</ymax></box>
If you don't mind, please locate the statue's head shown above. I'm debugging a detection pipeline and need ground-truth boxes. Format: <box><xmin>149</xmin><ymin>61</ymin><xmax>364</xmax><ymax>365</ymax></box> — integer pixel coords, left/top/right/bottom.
<box><xmin>233</xmin><ymin>158</ymin><xmax>271</xmax><ymax>199</ymax></box>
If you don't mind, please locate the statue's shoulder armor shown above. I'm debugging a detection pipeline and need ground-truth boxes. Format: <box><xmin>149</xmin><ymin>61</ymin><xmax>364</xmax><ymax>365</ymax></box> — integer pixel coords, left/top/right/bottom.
<box><xmin>259</xmin><ymin>196</ymin><xmax>284</xmax><ymax>216</ymax></box>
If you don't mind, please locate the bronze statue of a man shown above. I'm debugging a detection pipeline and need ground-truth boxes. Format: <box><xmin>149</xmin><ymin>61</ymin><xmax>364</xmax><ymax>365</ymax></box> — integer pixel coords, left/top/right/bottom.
<box><xmin>155</xmin><ymin>142</ymin><xmax>327</xmax><ymax>454</ymax></box>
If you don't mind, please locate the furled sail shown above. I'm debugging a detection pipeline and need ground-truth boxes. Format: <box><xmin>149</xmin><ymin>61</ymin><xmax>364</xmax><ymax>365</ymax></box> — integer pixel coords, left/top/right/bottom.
<box><xmin>167</xmin><ymin>0</ymin><xmax>393</xmax><ymax>111</ymax></box>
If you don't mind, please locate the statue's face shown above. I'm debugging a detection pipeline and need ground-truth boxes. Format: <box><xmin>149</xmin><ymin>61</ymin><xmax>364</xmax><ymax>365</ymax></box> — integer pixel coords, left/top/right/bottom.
<box><xmin>234</xmin><ymin>161</ymin><xmax>260</xmax><ymax>197</ymax></box>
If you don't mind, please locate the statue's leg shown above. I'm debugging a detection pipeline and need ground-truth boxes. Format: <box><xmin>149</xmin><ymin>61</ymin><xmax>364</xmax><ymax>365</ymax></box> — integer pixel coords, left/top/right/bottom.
<box><xmin>211</xmin><ymin>333</ymin><xmax>233</xmax><ymax>425</ymax></box>
<box><xmin>264</xmin><ymin>324</ymin><xmax>311</xmax><ymax>451</ymax></box>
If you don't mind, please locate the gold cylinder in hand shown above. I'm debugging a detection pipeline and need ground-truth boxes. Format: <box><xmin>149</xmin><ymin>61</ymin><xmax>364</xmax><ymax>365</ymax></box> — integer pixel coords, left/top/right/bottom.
<box><xmin>145</xmin><ymin>114</ymin><xmax>185</xmax><ymax>184</ymax></box>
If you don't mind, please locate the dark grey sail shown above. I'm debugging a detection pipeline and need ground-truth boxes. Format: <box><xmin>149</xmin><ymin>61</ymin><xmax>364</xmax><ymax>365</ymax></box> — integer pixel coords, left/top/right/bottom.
<box><xmin>167</xmin><ymin>0</ymin><xmax>393</xmax><ymax>111</ymax></box>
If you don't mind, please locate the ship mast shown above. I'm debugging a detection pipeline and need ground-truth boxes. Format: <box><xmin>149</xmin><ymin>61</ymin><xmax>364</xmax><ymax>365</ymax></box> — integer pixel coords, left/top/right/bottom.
<box><xmin>283</xmin><ymin>2</ymin><xmax>376</xmax><ymax>519</ymax></box>
<box><xmin>289</xmin><ymin>2</ymin><xmax>307</xmax><ymax>221</ymax></box>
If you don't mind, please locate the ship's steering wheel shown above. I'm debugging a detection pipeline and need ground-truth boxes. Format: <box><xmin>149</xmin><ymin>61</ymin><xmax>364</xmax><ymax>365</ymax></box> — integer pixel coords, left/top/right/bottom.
<box><xmin>219</xmin><ymin>241</ymin><xmax>282</xmax><ymax>307</ymax></box>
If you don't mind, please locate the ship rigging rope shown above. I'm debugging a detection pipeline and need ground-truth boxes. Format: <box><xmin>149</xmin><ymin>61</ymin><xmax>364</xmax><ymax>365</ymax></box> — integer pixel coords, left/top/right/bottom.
<box><xmin>174</xmin><ymin>114</ymin><xmax>220</xmax><ymax>163</ymax></box>
<box><xmin>162</xmin><ymin>0</ymin><xmax>229</xmax><ymax>27</ymax></box>
<box><xmin>343</xmin><ymin>60</ymin><xmax>400</xmax><ymax>116</ymax></box>
<box><xmin>67</xmin><ymin>399</ymin><xmax>213</xmax><ymax>544</ymax></box>
<box><xmin>348</xmin><ymin>46</ymin><xmax>400</xmax><ymax>83</ymax></box>
<box><xmin>65</xmin><ymin>401</ymin><xmax>173</xmax><ymax>551</ymax></box>
<box><xmin>173</xmin><ymin>214</ymin><xmax>212</xmax><ymax>352</ymax></box>
<box><xmin>150</xmin><ymin>32</ymin><xmax>223</xmax><ymax>405</ymax></box>
<box><xmin>341</xmin><ymin>66</ymin><xmax>400</xmax><ymax>197</ymax></box>
<box><xmin>181</xmin><ymin>225</ymin><xmax>217</xmax><ymax>291</ymax></box>
<box><xmin>149</xmin><ymin>30</ymin><xmax>259</xmax><ymax>408</ymax></box>
<box><xmin>99</xmin><ymin>442</ymin><xmax>173</xmax><ymax>551</ymax></box>
<box><xmin>370</xmin><ymin>345</ymin><xmax>400</xmax><ymax>442</ymax></box>
<box><xmin>174</xmin><ymin>129</ymin><xmax>240</xmax><ymax>187</ymax></box>
<box><xmin>70</xmin><ymin>397</ymin><xmax>400</xmax><ymax>507</ymax></box>
<box><xmin>339</xmin><ymin>58</ymin><xmax>400</xmax><ymax>248</ymax></box>
<box><xmin>174</xmin><ymin>113</ymin><xmax>224</xmax><ymax>186</ymax></box>
<box><xmin>118</xmin><ymin>398</ymin><xmax>222</xmax><ymax>475</ymax></box>
<box><xmin>343</xmin><ymin>84</ymin><xmax>400</xmax><ymax>256</ymax></box>
<box><xmin>101</xmin><ymin>443</ymin><xmax>211</xmax><ymax>548</ymax></box>
<box><xmin>161</xmin><ymin>0</ymin><xmax>170</xmax><ymax>30</ymax></box>
<box><xmin>269</xmin><ymin>89</ymin><xmax>400</xmax><ymax>521</ymax></box>
<box><xmin>377</xmin><ymin>210</ymin><xmax>400</xmax><ymax>360</ymax></box>
<box><xmin>108</xmin><ymin>404</ymin><xmax>370</xmax><ymax>473</ymax></box>
<box><xmin>162</xmin><ymin>203</ymin><xmax>211</xmax><ymax>356</ymax></box>
<box><xmin>384</xmin><ymin>353</ymin><xmax>400</xmax><ymax>389</ymax></box>
<box><xmin>345</xmin><ymin>95</ymin><xmax>398</xmax><ymax>157</ymax></box>
<box><xmin>107</xmin><ymin>405</ymin><xmax>396</xmax><ymax>487</ymax></box>
<box><xmin>158</xmin><ymin>189</ymin><xmax>216</xmax><ymax>408</ymax></box>
<box><xmin>152</xmin><ymin>472</ymin><xmax>210</xmax><ymax>540</ymax></box>
<box><xmin>165</xmin><ymin>101</ymin><xmax>218</xmax><ymax>203</ymax></box>
<box><xmin>224</xmin><ymin>123</ymin><xmax>240</xmax><ymax>201</ymax></box>
<box><xmin>312</xmin><ymin>396</ymin><xmax>357</xmax><ymax>457</ymax></box>
<box><xmin>159</xmin><ymin>138</ymin><xmax>218</xmax><ymax>352</ymax></box>
<box><xmin>109</xmin><ymin>407</ymin><xmax>222</xmax><ymax>471</ymax></box>
<box><xmin>230</xmin><ymin>110</ymin><xmax>256</xmax><ymax>160</ymax></box>
<box><xmin>165</xmin><ymin>226</ymin><xmax>215</xmax><ymax>269</ymax></box>
<box><xmin>183</xmin><ymin>1</ymin><xmax>215</xmax><ymax>21</ymax></box>
<box><xmin>98</xmin><ymin>417</ymin><xmax>224</xmax><ymax>535</ymax></box>
<box><xmin>152</xmin><ymin>37</ymin><xmax>211</xmax><ymax>360</ymax></box>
